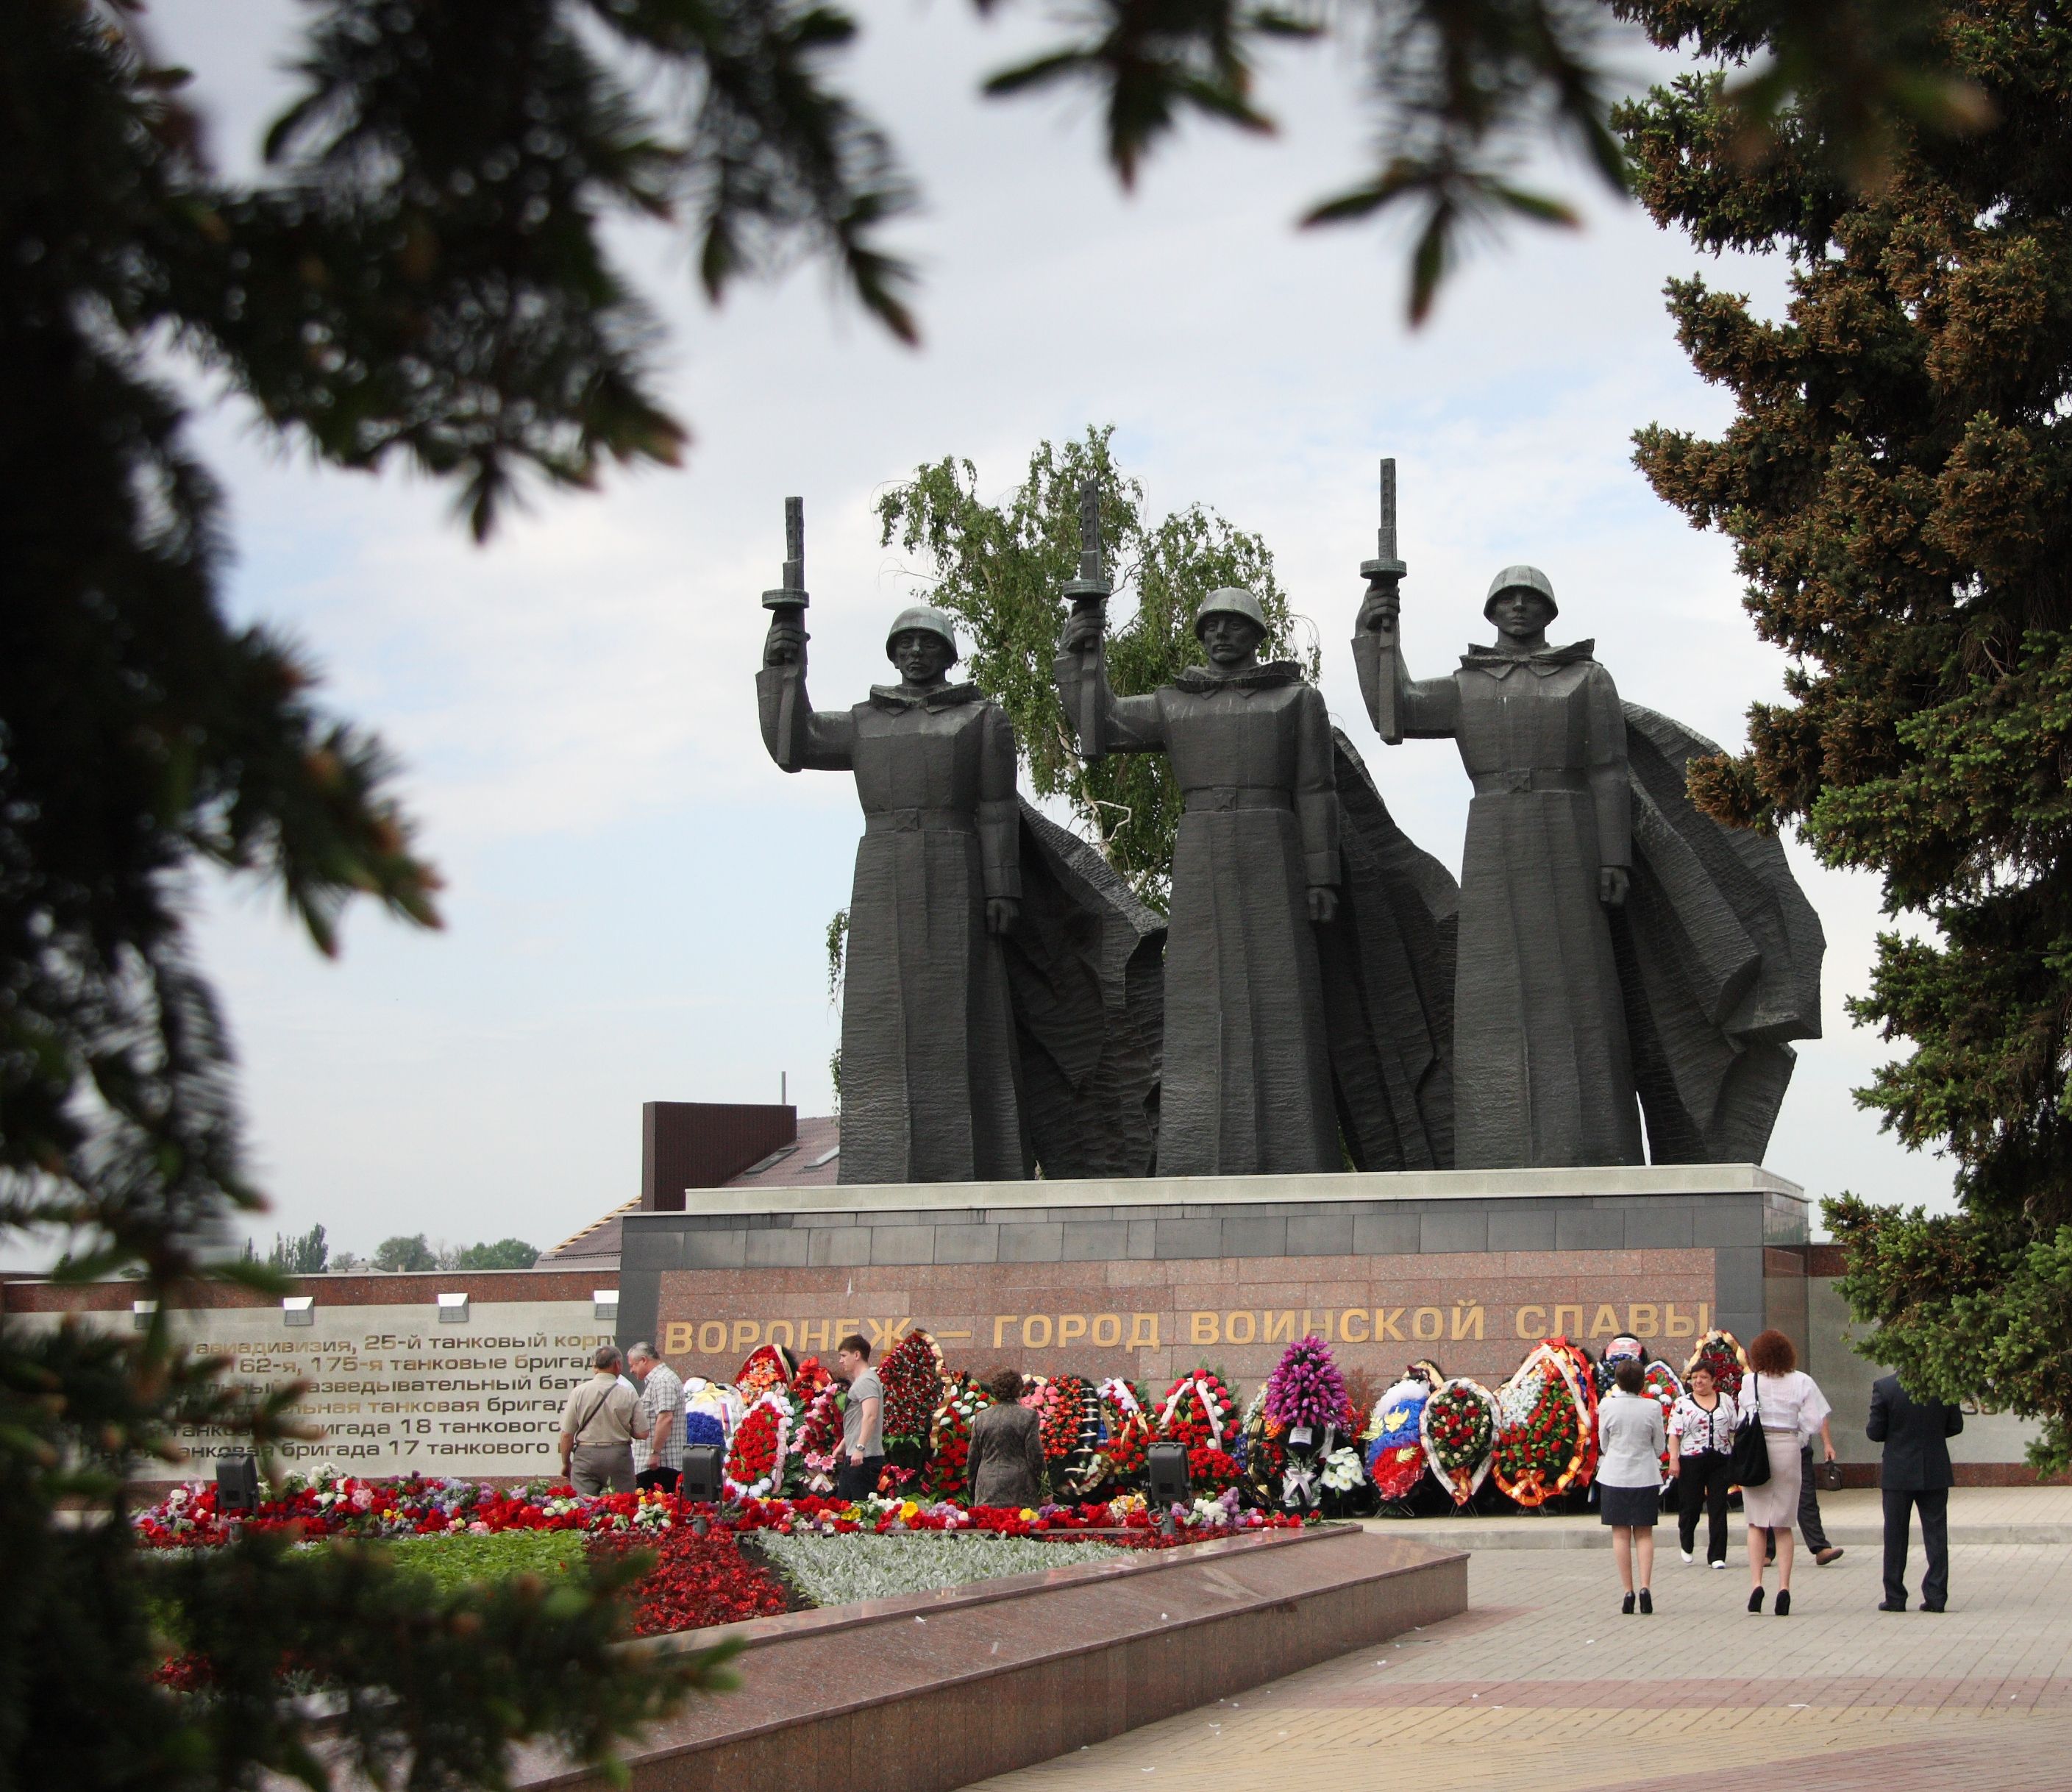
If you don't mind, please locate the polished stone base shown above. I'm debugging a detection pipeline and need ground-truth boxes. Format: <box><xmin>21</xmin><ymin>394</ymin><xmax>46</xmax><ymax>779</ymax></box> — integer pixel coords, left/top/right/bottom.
<box><xmin>510</xmin><ymin>1526</ymin><xmax>1467</xmax><ymax>1792</ymax></box>
<box><xmin>619</xmin><ymin>1164</ymin><xmax>1812</xmax><ymax>1390</ymax></box>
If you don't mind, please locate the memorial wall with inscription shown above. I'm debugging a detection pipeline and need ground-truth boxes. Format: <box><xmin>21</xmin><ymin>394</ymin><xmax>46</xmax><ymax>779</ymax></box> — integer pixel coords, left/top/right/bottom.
<box><xmin>0</xmin><ymin>1270</ymin><xmax>616</xmax><ymax>1482</ymax></box>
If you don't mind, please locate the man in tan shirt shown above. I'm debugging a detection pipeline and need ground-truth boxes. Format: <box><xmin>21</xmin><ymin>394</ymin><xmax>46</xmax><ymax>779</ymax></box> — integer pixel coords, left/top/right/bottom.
<box><xmin>558</xmin><ymin>1345</ymin><xmax>647</xmax><ymax>1495</ymax></box>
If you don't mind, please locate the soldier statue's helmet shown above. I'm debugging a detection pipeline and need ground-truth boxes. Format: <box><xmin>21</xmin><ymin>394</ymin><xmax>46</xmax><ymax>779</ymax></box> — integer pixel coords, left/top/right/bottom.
<box><xmin>884</xmin><ymin>604</ymin><xmax>960</xmax><ymax>663</ymax></box>
<box><xmin>1484</xmin><ymin>563</ymin><xmax>1559</xmax><ymax>621</ymax></box>
<box><xmin>1193</xmin><ymin>586</ymin><xmax>1270</xmax><ymax>641</ymax></box>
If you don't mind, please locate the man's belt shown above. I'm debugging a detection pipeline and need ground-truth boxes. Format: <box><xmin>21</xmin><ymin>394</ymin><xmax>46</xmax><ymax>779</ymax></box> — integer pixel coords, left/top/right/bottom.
<box><xmin>1181</xmin><ymin>786</ymin><xmax>1294</xmax><ymax>813</ymax></box>
<box><xmin>1470</xmin><ymin>768</ymin><xmax>1592</xmax><ymax>796</ymax></box>
<box><xmin>864</xmin><ymin>806</ymin><xmax>977</xmax><ymax>833</ymax></box>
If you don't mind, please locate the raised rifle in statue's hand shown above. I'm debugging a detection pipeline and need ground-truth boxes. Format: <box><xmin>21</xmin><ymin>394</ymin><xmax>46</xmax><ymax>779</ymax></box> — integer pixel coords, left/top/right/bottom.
<box><xmin>1353</xmin><ymin>458</ymin><xmax>1408</xmax><ymax>744</ymax></box>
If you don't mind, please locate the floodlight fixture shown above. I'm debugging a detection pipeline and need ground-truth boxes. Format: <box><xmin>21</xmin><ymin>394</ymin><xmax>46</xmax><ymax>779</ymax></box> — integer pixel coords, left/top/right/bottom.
<box><xmin>593</xmin><ymin>1289</ymin><xmax>619</xmax><ymax>1322</ymax></box>
<box><xmin>436</xmin><ymin>1291</ymin><xmax>469</xmax><ymax>1324</ymax></box>
<box><xmin>682</xmin><ymin>1443</ymin><xmax>725</xmax><ymax>1534</ymax></box>
<box><xmin>1147</xmin><ymin>1440</ymin><xmax>1191</xmax><ymax>1524</ymax></box>
<box><xmin>282</xmin><ymin>1295</ymin><xmax>315</xmax><ymax>1327</ymax></box>
<box><xmin>132</xmin><ymin>1299</ymin><xmax>157</xmax><ymax>1331</ymax></box>
<box><xmin>216</xmin><ymin>1453</ymin><xmax>260</xmax><ymax>1514</ymax></box>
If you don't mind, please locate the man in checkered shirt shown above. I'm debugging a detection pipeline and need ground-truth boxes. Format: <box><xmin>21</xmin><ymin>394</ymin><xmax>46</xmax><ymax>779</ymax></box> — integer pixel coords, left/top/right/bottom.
<box><xmin>626</xmin><ymin>1343</ymin><xmax>685</xmax><ymax>1494</ymax></box>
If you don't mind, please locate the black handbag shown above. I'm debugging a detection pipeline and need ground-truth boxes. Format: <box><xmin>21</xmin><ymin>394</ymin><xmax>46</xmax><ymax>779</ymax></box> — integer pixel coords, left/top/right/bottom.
<box><xmin>1731</xmin><ymin>1372</ymin><xmax>1773</xmax><ymax>1486</ymax></box>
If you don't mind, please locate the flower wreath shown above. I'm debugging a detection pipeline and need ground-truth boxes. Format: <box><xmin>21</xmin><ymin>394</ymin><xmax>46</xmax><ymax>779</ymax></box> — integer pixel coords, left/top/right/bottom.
<box><xmin>1491</xmin><ymin>1342</ymin><xmax>1594</xmax><ymax>1509</ymax></box>
<box><xmin>1420</xmin><ymin>1376</ymin><xmax>1499</xmax><ymax>1506</ymax></box>
<box><xmin>875</xmin><ymin>1329</ymin><xmax>945</xmax><ymax>1458</ymax></box>
<box><xmin>1157</xmin><ymin>1370</ymin><xmax>1234</xmax><ymax>1450</ymax></box>
<box><xmin>681</xmin><ymin>1377</ymin><xmax>745</xmax><ymax>1453</ymax></box>
<box><xmin>1544</xmin><ymin>1336</ymin><xmax>1601</xmax><ymax>1485</ymax></box>
<box><xmin>925</xmin><ymin>1375</ymin><xmax>993</xmax><ymax>1501</ymax></box>
<box><xmin>788</xmin><ymin>1379</ymin><xmax>844</xmax><ymax>1496</ymax></box>
<box><xmin>723</xmin><ymin>1390</ymin><xmax>795</xmax><ymax>1501</ymax></box>
<box><xmin>1238</xmin><ymin>1386</ymin><xmax>1286</xmax><ymax>1505</ymax></box>
<box><xmin>1364</xmin><ymin>1375</ymin><xmax>1434</xmax><ymax>1502</ymax></box>
<box><xmin>1072</xmin><ymin>1377</ymin><xmax>1151</xmax><ymax>1490</ymax></box>
<box><xmin>1038</xmin><ymin>1375</ymin><xmax>1092</xmax><ymax>1462</ymax></box>
<box><xmin>1684</xmin><ymin>1329</ymin><xmax>1749</xmax><ymax>1403</ymax></box>
<box><xmin>735</xmin><ymin>1342</ymin><xmax>798</xmax><ymax>1400</ymax></box>
<box><xmin>1642</xmin><ymin>1358</ymin><xmax>1684</xmax><ymax>1487</ymax></box>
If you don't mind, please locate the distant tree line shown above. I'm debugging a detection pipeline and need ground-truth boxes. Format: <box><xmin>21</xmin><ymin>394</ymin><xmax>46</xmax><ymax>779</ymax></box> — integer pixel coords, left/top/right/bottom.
<box><xmin>246</xmin><ymin>1226</ymin><xmax>540</xmax><ymax>1275</ymax></box>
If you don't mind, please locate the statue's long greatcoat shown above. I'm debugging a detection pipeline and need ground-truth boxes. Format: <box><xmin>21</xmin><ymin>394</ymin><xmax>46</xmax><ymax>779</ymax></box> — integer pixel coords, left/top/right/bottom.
<box><xmin>1054</xmin><ymin>652</ymin><xmax>1340</xmax><ymax>1176</ymax></box>
<box><xmin>759</xmin><ymin>666</ymin><xmax>1029</xmax><ymax>1184</ymax></box>
<box><xmin>1392</xmin><ymin>641</ymin><xmax>1644</xmax><ymax>1169</ymax></box>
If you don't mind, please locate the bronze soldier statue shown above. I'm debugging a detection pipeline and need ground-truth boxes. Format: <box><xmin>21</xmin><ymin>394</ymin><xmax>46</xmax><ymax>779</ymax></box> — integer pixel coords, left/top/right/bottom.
<box><xmin>760</xmin><ymin>602</ymin><xmax>1030</xmax><ymax>1184</ymax></box>
<box><xmin>1355</xmin><ymin>564</ymin><xmax>1644</xmax><ymax>1169</ymax></box>
<box><xmin>1058</xmin><ymin>589</ymin><xmax>1340</xmax><ymax>1176</ymax></box>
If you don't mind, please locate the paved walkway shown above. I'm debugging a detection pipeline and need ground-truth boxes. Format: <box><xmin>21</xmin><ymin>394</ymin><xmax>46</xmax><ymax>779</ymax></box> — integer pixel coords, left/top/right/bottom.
<box><xmin>1349</xmin><ymin>1486</ymin><xmax>2072</xmax><ymax>1549</ymax></box>
<box><xmin>967</xmin><ymin>1538</ymin><xmax>2072</xmax><ymax>1791</ymax></box>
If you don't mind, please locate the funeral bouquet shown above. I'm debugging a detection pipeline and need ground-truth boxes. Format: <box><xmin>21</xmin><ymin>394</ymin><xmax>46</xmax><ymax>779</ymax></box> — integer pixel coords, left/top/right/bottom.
<box><xmin>1642</xmin><ymin>1359</ymin><xmax>1684</xmax><ymax>1485</ymax></box>
<box><xmin>1420</xmin><ymin>1377</ymin><xmax>1498</xmax><ymax>1504</ymax></box>
<box><xmin>1264</xmin><ymin>1334</ymin><xmax>1350</xmax><ymax>1437</ymax></box>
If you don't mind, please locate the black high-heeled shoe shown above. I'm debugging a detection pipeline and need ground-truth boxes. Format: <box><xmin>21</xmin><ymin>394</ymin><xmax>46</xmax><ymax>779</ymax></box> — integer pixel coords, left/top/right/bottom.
<box><xmin>1748</xmin><ymin>1587</ymin><xmax>1765</xmax><ymax>1613</ymax></box>
<box><xmin>1638</xmin><ymin>1589</ymin><xmax>1653</xmax><ymax>1615</ymax></box>
<box><xmin>1776</xmin><ymin>1589</ymin><xmax>1792</xmax><ymax>1616</ymax></box>
<box><xmin>1622</xmin><ymin>1592</ymin><xmax>1636</xmax><ymax>1615</ymax></box>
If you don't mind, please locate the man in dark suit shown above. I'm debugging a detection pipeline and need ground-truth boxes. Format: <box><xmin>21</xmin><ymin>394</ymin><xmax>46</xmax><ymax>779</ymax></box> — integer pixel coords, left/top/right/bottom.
<box><xmin>1868</xmin><ymin>1373</ymin><xmax>1964</xmax><ymax>1612</ymax></box>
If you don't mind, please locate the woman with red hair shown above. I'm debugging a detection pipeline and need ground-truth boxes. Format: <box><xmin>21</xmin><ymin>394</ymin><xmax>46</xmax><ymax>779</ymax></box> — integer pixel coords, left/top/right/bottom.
<box><xmin>1736</xmin><ymin>1329</ymin><xmax>1832</xmax><ymax>1615</ymax></box>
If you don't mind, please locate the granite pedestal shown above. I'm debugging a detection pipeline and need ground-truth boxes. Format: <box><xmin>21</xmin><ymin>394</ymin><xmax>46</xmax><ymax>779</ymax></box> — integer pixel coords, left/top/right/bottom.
<box><xmin>619</xmin><ymin>1164</ymin><xmax>1810</xmax><ymax>1388</ymax></box>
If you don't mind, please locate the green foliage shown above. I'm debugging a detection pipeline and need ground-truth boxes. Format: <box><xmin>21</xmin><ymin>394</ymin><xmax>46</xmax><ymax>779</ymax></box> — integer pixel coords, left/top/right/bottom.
<box><xmin>380</xmin><ymin>1529</ymin><xmax>589</xmax><ymax>1593</ymax></box>
<box><xmin>1619</xmin><ymin>1</ymin><xmax>2072</xmax><ymax>1465</ymax></box>
<box><xmin>449</xmin><ymin>1237</ymin><xmax>541</xmax><ymax>1270</ymax></box>
<box><xmin>269</xmin><ymin>1226</ymin><xmax>331</xmax><ymax>1276</ymax></box>
<box><xmin>876</xmin><ymin>427</ymin><xmax>1313</xmax><ymax>908</ymax></box>
<box><xmin>374</xmin><ymin>1234</ymin><xmax>440</xmax><ymax>1274</ymax></box>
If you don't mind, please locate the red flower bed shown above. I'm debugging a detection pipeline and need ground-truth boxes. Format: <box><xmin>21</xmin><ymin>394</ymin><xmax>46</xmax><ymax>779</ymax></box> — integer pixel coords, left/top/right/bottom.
<box><xmin>597</xmin><ymin>1525</ymin><xmax>790</xmax><ymax>1637</ymax></box>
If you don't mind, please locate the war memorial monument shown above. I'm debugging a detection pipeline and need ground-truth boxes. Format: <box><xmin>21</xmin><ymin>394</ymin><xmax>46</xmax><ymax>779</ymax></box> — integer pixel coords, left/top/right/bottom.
<box><xmin>617</xmin><ymin>463</ymin><xmax>1829</xmax><ymax>1398</ymax></box>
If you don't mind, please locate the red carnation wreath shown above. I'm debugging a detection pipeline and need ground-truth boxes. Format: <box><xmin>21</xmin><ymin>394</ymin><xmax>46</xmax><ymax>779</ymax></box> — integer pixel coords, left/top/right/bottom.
<box><xmin>925</xmin><ymin>1376</ymin><xmax>992</xmax><ymax>1501</ymax></box>
<box><xmin>724</xmin><ymin>1390</ymin><xmax>794</xmax><ymax>1500</ymax></box>
<box><xmin>1491</xmin><ymin>1343</ymin><xmax>1592</xmax><ymax>1509</ymax></box>
<box><xmin>1420</xmin><ymin>1376</ymin><xmax>1498</xmax><ymax>1505</ymax></box>
<box><xmin>875</xmin><ymin>1330</ymin><xmax>945</xmax><ymax>1463</ymax></box>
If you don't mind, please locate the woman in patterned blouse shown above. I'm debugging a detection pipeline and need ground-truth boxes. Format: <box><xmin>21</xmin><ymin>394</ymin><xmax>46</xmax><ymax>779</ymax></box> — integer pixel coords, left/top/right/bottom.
<box><xmin>1668</xmin><ymin>1364</ymin><xmax>1736</xmax><ymax>1568</ymax></box>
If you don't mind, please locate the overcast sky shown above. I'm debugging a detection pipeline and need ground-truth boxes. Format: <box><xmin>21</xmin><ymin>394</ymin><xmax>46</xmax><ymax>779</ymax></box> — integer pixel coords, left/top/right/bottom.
<box><xmin>126</xmin><ymin>0</ymin><xmax>1957</xmax><ymax>1262</ymax></box>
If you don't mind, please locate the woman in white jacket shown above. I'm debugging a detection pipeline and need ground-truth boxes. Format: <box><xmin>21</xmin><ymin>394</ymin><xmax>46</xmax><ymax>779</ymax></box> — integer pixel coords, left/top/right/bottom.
<box><xmin>1737</xmin><ymin>1329</ymin><xmax>1832</xmax><ymax>1615</ymax></box>
<box><xmin>1597</xmin><ymin>1358</ymin><xmax>1667</xmax><ymax>1615</ymax></box>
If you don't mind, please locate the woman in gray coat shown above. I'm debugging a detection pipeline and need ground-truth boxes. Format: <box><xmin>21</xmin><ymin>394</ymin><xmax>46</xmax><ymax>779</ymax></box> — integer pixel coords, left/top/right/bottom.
<box><xmin>965</xmin><ymin>1370</ymin><xmax>1047</xmax><ymax>1510</ymax></box>
<box><xmin>1598</xmin><ymin>1358</ymin><xmax>1667</xmax><ymax>1615</ymax></box>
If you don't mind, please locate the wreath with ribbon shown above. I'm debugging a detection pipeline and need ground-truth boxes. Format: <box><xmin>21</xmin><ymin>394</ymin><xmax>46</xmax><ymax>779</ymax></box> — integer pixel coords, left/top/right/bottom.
<box><xmin>681</xmin><ymin>1376</ymin><xmax>744</xmax><ymax>1453</ymax></box>
<box><xmin>1073</xmin><ymin>1377</ymin><xmax>1151</xmax><ymax>1491</ymax></box>
<box><xmin>1545</xmin><ymin>1336</ymin><xmax>1601</xmax><ymax>1485</ymax></box>
<box><xmin>1491</xmin><ymin>1343</ymin><xmax>1594</xmax><ymax>1509</ymax></box>
<box><xmin>875</xmin><ymin>1329</ymin><xmax>945</xmax><ymax>1465</ymax></box>
<box><xmin>1238</xmin><ymin>1386</ymin><xmax>1286</xmax><ymax>1505</ymax></box>
<box><xmin>1156</xmin><ymin>1370</ymin><xmax>1235</xmax><ymax>1451</ymax></box>
<box><xmin>723</xmin><ymin>1390</ymin><xmax>794</xmax><ymax>1501</ymax></box>
<box><xmin>1364</xmin><ymin>1375</ymin><xmax>1434</xmax><ymax>1503</ymax></box>
<box><xmin>1420</xmin><ymin>1376</ymin><xmax>1499</xmax><ymax>1505</ymax></box>
<box><xmin>734</xmin><ymin>1342</ymin><xmax>798</xmax><ymax>1400</ymax></box>
<box><xmin>1038</xmin><ymin>1375</ymin><xmax>1092</xmax><ymax>1462</ymax></box>
<box><xmin>1641</xmin><ymin>1359</ymin><xmax>1685</xmax><ymax>1487</ymax></box>
<box><xmin>1684</xmin><ymin>1329</ymin><xmax>1750</xmax><ymax>1403</ymax></box>
<box><xmin>787</xmin><ymin>1380</ymin><xmax>844</xmax><ymax>1496</ymax></box>
<box><xmin>926</xmin><ymin>1374</ymin><xmax>992</xmax><ymax>1501</ymax></box>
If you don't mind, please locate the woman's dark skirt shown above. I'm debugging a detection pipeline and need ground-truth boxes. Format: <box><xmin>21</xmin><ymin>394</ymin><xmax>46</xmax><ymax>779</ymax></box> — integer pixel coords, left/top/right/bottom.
<box><xmin>1600</xmin><ymin>1482</ymin><xmax>1661</xmax><ymax>1527</ymax></box>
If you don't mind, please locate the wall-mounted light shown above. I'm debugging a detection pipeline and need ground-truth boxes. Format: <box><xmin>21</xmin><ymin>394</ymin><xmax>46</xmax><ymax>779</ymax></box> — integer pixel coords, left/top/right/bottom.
<box><xmin>131</xmin><ymin>1299</ymin><xmax>157</xmax><ymax>1331</ymax></box>
<box><xmin>436</xmin><ymin>1291</ymin><xmax>469</xmax><ymax>1324</ymax></box>
<box><xmin>593</xmin><ymin>1289</ymin><xmax>619</xmax><ymax>1322</ymax></box>
<box><xmin>282</xmin><ymin>1295</ymin><xmax>315</xmax><ymax>1328</ymax></box>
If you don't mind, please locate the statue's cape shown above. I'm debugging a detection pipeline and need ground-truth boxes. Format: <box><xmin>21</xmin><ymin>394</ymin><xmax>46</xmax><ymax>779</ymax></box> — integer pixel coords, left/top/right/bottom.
<box><xmin>1318</xmin><ymin>731</ymin><xmax>1460</xmax><ymax>1171</ymax></box>
<box><xmin>1000</xmin><ymin>803</ymin><xmax>1166</xmax><ymax>1178</ymax></box>
<box><xmin>1613</xmin><ymin>703</ymin><xmax>1824</xmax><ymax>1165</ymax></box>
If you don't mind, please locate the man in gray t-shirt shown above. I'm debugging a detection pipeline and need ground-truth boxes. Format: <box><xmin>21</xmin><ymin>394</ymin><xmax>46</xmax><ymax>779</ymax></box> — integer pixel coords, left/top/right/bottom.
<box><xmin>834</xmin><ymin>1334</ymin><xmax>885</xmax><ymax>1501</ymax></box>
